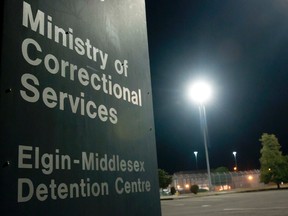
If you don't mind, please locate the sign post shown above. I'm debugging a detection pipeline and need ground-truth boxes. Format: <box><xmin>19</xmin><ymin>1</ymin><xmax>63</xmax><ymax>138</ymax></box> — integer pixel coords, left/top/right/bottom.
<box><xmin>0</xmin><ymin>1</ymin><xmax>161</xmax><ymax>215</ymax></box>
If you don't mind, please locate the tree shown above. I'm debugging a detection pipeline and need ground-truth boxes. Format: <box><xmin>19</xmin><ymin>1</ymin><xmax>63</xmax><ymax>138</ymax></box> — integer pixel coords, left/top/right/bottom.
<box><xmin>158</xmin><ymin>169</ymin><xmax>172</xmax><ymax>189</ymax></box>
<box><xmin>190</xmin><ymin>185</ymin><xmax>199</xmax><ymax>194</ymax></box>
<box><xmin>259</xmin><ymin>133</ymin><xmax>288</xmax><ymax>188</ymax></box>
<box><xmin>170</xmin><ymin>186</ymin><xmax>176</xmax><ymax>195</ymax></box>
<box><xmin>213</xmin><ymin>166</ymin><xmax>229</xmax><ymax>173</ymax></box>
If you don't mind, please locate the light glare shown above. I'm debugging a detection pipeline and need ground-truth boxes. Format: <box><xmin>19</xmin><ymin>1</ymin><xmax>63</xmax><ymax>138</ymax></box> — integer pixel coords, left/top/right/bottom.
<box><xmin>188</xmin><ymin>81</ymin><xmax>212</xmax><ymax>104</ymax></box>
<box><xmin>248</xmin><ymin>175</ymin><xmax>253</xmax><ymax>181</ymax></box>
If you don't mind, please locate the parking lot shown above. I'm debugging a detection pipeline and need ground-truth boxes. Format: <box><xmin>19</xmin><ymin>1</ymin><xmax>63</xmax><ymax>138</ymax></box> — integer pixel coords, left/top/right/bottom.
<box><xmin>161</xmin><ymin>190</ymin><xmax>288</xmax><ymax>216</ymax></box>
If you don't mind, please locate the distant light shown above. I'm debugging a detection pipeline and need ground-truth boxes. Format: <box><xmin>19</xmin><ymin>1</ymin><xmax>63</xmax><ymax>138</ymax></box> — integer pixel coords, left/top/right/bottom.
<box><xmin>187</xmin><ymin>81</ymin><xmax>212</xmax><ymax>104</ymax></box>
<box><xmin>185</xmin><ymin>184</ymin><xmax>189</xmax><ymax>189</ymax></box>
<box><xmin>177</xmin><ymin>185</ymin><xmax>180</xmax><ymax>189</ymax></box>
<box><xmin>194</xmin><ymin>151</ymin><xmax>198</xmax><ymax>156</ymax></box>
<box><xmin>233</xmin><ymin>166</ymin><xmax>237</xmax><ymax>171</ymax></box>
<box><xmin>248</xmin><ymin>175</ymin><xmax>253</xmax><ymax>181</ymax></box>
<box><xmin>232</xmin><ymin>151</ymin><xmax>237</xmax><ymax>156</ymax></box>
<box><xmin>218</xmin><ymin>185</ymin><xmax>231</xmax><ymax>191</ymax></box>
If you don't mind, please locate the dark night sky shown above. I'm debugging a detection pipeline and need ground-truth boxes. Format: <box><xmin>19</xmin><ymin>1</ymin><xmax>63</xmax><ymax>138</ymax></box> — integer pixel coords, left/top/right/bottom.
<box><xmin>145</xmin><ymin>0</ymin><xmax>288</xmax><ymax>174</ymax></box>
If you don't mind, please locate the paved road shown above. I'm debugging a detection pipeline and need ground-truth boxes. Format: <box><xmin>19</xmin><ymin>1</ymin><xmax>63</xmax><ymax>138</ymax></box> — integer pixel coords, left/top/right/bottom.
<box><xmin>161</xmin><ymin>190</ymin><xmax>288</xmax><ymax>216</ymax></box>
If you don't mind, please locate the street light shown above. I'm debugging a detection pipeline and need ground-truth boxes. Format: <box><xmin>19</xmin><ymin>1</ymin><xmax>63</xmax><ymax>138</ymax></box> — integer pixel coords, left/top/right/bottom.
<box><xmin>188</xmin><ymin>81</ymin><xmax>212</xmax><ymax>104</ymax></box>
<box><xmin>232</xmin><ymin>151</ymin><xmax>237</xmax><ymax>171</ymax></box>
<box><xmin>194</xmin><ymin>151</ymin><xmax>198</xmax><ymax>170</ymax></box>
<box><xmin>188</xmin><ymin>81</ymin><xmax>212</xmax><ymax>191</ymax></box>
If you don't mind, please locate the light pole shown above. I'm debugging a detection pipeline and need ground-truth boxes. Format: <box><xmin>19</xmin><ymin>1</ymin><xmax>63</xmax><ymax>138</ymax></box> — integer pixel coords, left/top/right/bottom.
<box><xmin>232</xmin><ymin>151</ymin><xmax>237</xmax><ymax>171</ymax></box>
<box><xmin>188</xmin><ymin>81</ymin><xmax>213</xmax><ymax>191</ymax></box>
<box><xmin>194</xmin><ymin>151</ymin><xmax>198</xmax><ymax>170</ymax></box>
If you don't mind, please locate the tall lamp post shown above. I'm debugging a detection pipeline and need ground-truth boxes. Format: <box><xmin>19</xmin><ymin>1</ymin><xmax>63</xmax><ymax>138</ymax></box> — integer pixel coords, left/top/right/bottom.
<box><xmin>232</xmin><ymin>151</ymin><xmax>237</xmax><ymax>171</ymax></box>
<box><xmin>194</xmin><ymin>151</ymin><xmax>198</xmax><ymax>170</ymax></box>
<box><xmin>188</xmin><ymin>81</ymin><xmax>213</xmax><ymax>191</ymax></box>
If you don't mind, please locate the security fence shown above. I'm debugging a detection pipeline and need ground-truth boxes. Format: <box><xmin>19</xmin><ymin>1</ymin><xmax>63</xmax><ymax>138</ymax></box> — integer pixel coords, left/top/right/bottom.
<box><xmin>172</xmin><ymin>170</ymin><xmax>263</xmax><ymax>191</ymax></box>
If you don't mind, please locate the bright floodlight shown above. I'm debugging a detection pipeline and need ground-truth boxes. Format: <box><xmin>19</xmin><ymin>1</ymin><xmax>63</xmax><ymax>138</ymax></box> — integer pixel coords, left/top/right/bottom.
<box><xmin>188</xmin><ymin>81</ymin><xmax>212</xmax><ymax>104</ymax></box>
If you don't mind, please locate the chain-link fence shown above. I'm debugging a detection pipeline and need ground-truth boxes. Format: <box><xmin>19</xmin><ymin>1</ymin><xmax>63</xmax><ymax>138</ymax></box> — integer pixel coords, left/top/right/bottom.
<box><xmin>172</xmin><ymin>170</ymin><xmax>263</xmax><ymax>191</ymax></box>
